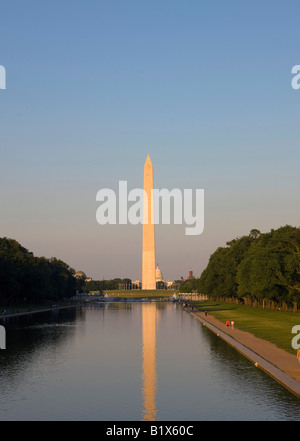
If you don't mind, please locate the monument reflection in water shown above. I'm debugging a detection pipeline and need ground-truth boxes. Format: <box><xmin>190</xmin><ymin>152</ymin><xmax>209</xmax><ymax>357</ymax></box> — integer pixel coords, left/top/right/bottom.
<box><xmin>141</xmin><ymin>303</ymin><xmax>158</xmax><ymax>421</ymax></box>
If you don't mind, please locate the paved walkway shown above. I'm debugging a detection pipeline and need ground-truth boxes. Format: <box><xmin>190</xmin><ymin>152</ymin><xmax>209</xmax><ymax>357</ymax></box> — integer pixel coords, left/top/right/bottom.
<box><xmin>0</xmin><ymin>304</ymin><xmax>76</xmax><ymax>320</ymax></box>
<box><xmin>182</xmin><ymin>305</ymin><xmax>300</xmax><ymax>398</ymax></box>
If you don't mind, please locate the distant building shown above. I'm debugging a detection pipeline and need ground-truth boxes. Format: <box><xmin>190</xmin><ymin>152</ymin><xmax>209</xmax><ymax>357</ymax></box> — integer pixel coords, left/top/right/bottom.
<box><xmin>180</xmin><ymin>270</ymin><xmax>195</xmax><ymax>282</ymax></box>
<box><xmin>75</xmin><ymin>271</ymin><xmax>86</xmax><ymax>279</ymax></box>
<box><xmin>132</xmin><ymin>280</ymin><xmax>142</xmax><ymax>289</ymax></box>
<box><xmin>155</xmin><ymin>264</ymin><xmax>163</xmax><ymax>283</ymax></box>
<box><xmin>74</xmin><ymin>271</ymin><xmax>92</xmax><ymax>282</ymax></box>
<box><xmin>188</xmin><ymin>270</ymin><xmax>195</xmax><ymax>280</ymax></box>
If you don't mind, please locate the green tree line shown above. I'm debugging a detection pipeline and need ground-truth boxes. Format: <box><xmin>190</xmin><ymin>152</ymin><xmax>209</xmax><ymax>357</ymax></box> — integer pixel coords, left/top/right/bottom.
<box><xmin>198</xmin><ymin>225</ymin><xmax>300</xmax><ymax>308</ymax></box>
<box><xmin>0</xmin><ymin>238</ymin><xmax>78</xmax><ymax>306</ymax></box>
<box><xmin>83</xmin><ymin>278</ymin><xmax>132</xmax><ymax>292</ymax></box>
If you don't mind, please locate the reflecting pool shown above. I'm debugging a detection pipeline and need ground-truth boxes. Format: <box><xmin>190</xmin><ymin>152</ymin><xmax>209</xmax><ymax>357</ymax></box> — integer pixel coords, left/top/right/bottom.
<box><xmin>0</xmin><ymin>302</ymin><xmax>299</xmax><ymax>420</ymax></box>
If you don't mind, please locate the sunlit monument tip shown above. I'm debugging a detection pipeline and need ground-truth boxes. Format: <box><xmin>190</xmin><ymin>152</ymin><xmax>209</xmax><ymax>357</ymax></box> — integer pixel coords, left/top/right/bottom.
<box><xmin>142</xmin><ymin>155</ymin><xmax>156</xmax><ymax>290</ymax></box>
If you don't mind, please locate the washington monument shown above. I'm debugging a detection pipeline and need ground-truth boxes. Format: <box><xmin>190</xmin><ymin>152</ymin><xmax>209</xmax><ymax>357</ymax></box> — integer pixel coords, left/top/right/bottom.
<box><xmin>142</xmin><ymin>154</ymin><xmax>156</xmax><ymax>290</ymax></box>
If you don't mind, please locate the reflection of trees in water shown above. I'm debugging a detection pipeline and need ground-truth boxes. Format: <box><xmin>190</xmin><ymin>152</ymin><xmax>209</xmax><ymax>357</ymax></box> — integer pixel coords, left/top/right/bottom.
<box><xmin>86</xmin><ymin>300</ymin><xmax>168</xmax><ymax>326</ymax></box>
<box><xmin>0</xmin><ymin>307</ymin><xmax>78</xmax><ymax>382</ymax></box>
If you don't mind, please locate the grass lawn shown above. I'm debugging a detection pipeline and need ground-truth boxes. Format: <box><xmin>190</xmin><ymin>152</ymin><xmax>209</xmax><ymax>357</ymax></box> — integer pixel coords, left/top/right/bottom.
<box><xmin>99</xmin><ymin>289</ymin><xmax>178</xmax><ymax>299</ymax></box>
<box><xmin>192</xmin><ymin>300</ymin><xmax>300</xmax><ymax>355</ymax></box>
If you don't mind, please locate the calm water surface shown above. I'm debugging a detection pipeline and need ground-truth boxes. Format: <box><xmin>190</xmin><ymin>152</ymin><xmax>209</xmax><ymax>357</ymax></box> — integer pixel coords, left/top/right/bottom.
<box><xmin>0</xmin><ymin>302</ymin><xmax>299</xmax><ymax>421</ymax></box>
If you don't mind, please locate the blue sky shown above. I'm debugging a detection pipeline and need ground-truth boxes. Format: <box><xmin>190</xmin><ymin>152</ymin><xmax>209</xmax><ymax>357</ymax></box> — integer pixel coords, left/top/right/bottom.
<box><xmin>1</xmin><ymin>0</ymin><xmax>300</xmax><ymax>280</ymax></box>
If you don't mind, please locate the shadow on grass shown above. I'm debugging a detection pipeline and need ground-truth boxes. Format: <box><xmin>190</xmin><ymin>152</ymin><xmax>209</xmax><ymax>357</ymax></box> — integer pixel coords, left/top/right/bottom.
<box><xmin>192</xmin><ymin>301</ymin><xmax>236</xmax><ymax>312</ymax></box>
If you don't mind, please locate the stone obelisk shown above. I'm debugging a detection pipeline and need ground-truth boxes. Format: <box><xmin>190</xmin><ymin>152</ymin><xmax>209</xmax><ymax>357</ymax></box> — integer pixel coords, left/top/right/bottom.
<box><xmin>142</xmin><ymin>155</ymin><xmax>156</xmax><ymax>290</ymax></box>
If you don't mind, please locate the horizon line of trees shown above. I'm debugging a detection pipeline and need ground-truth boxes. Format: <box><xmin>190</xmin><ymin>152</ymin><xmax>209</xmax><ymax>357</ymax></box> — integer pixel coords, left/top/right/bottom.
<box><xmin>7</xmin><ymin>224</ymin><xmax>299</xmax><ymax>308</ymax></box>
<box><xmin>197</xmin><ymin>225</ymin><xmax>300</xmax><ymax>309</ymax></box>
<box><xmin>83</xmin><ymin>278</ymin><xmax>132</xmax><ymax>292</ymax></box>
<box><xmin>0</xmin><ymin>237</ymin><xmax>79</xmax><ymax>306</ymax></box>
<box><xmin>83</xmin><ymin>279</ymin><xmax>184</xmax><ymax>292</ymax></box>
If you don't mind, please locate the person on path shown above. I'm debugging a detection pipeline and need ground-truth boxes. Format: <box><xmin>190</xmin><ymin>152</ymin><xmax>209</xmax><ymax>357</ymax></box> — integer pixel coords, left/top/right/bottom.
<box><xmin>231</xmin><ymin>320</ymin><xmax>235</xmax><ymax>329</ymax></box>
<box><xmin>226</xmin><ymin>319</ymin><xmax>230</xmax><ymax>327</ymax></box>
<box><xmin>297</xmin><ymin>348</ymin><xmax>300</xmax><ymax>364</ymax></box>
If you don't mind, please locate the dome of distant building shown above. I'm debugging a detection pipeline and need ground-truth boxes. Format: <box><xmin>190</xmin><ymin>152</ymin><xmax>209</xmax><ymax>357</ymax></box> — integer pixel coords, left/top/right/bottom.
<box><xmin>75</xmin><ymin>271</ymin><xmax>87</xmax><ymax>279</ymax></box>
<box><xmin>155</xmin><ymin>265</ymin><xmax>163</xmax><ymax>282</ymax></box>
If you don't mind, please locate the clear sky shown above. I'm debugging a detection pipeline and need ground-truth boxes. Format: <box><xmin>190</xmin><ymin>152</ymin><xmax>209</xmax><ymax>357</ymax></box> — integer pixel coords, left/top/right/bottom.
<box><xmin>1</xmin><ymin>0</ymin><xmax>300</xmax><ymax>281</ymax></box>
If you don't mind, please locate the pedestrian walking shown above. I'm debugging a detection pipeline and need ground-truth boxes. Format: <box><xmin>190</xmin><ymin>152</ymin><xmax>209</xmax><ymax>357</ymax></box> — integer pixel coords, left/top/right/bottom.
<box><xmin>226</xmin><ymin>319</ymin><xmax>230</xmax><ymax>327</ymax></box>
<box><xmin>231</xmin><ymin>320</ymin><xmax>235</xmax><ymax>328</ymax></box>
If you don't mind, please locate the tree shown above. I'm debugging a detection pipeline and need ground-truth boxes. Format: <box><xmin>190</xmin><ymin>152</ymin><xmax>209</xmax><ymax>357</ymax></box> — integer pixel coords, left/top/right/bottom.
<box><xmin>237</xmin><ymin>226</ymin><xmax>300</xmax><ymax>305</ymax></box>
<box><xmin>0</xmin><ymin>237</ymin><xmax>77</xmax><ymax>305</ymax></box>
<box><xmin>199</xmin><ymin>232</ymin><xmax>256</xmax><ymax>298</ymax></box>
